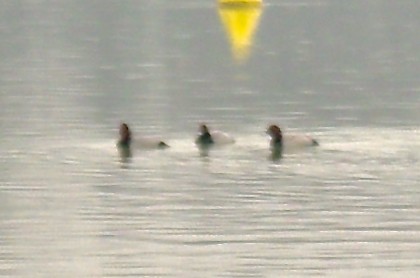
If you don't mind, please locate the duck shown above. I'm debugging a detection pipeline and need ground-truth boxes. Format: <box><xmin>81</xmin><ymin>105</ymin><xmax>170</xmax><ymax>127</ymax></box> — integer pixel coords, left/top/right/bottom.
<box><xmin>267</xmin><ymin>124</ymin><xmax>319</xmax><ymax>151</ymax></box>
<box><xmin>117</xmin><ymin>123</ymin><xmax>169</xmax><ymax>150</ymax></box>
<box><xmin>195</xmin><ymin>124</ymin><xmax>235</xmax><ymax>147</ymax></box>
<box><xmin>118</xmin><ymin>123</ymin><xmax>132</xmax><ymax>148</ymax></box>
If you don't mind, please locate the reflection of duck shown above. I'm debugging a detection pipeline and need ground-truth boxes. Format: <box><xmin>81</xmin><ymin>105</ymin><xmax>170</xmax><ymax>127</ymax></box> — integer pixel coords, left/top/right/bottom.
<box><xmin>267</xmin><ymin>125</ymin><xmax>319</xmax><ymax>150</ymax></box>
<box><xmin>195</xmin><ymin>124</ymin><xmax>235</xmax><ymax>147</ymax></box>
<box><xmin>117</xmin><ymin>123</ymin><xmax>169</xmax><ymax>150</ymax></box>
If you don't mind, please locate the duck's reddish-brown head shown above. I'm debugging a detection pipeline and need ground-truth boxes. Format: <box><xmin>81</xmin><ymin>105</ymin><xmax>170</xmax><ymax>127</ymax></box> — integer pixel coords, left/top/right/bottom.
<box><xmin>267</xmin><ymin>125</ymin><xmax>282</xmax><ymax>139</ymax></box>
<box><xmin>200</xmin><ymin>124</ymin><xmax>210</xmax><ymax>134</ymax></box>
<box><xmin>119</xmin><ymin>123</ymin><xmax>131</xmax><ymax>142</ymax></box>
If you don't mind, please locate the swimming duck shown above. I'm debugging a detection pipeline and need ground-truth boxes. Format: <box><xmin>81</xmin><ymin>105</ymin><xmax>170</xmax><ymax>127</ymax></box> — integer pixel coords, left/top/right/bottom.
<box><xmin>117</xmin><ymin>123</ymin><xmax>169</xmax><ymax>150</ymax></box>
<box><xmin>118</xmin><ymin>123</ymin><xmax>132</xmax><ymax>148</ymax></box>
<box><xmin>195</xmin><ymin>124</ymin><xmax>235</xmax><ymax>147</ymax></box>
<box><xmin>267</xmin><ymin>124</ymin><xmax>319</xmax><ymax>150</ymax></box>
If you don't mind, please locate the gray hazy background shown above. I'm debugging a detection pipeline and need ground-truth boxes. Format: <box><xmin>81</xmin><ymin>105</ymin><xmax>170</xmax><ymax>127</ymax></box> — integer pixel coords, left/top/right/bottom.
<box><xmin>0</xmin><ymin>0</ymin><xmax>419</xmax><ymax>277</ymax></box>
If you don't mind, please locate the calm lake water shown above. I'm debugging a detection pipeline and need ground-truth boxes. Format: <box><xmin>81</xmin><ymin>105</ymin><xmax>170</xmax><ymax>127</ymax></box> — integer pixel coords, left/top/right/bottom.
<box><xmin>1</xmin><ymin>0</ymin><xmax>419</xmax><ymax>277</ymax></box>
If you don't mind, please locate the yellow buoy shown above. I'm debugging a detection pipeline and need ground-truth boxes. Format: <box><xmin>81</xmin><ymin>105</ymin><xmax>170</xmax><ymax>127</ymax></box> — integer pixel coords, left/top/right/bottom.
<box><xmin>218</xmin><ymin>0</ymin><xmax>263</xmax><ymax>63</ymax></box>
<box><xmin>219</xmin><ymin>0</ymin><xmax>262</xmax><ymax>8</ymax></box>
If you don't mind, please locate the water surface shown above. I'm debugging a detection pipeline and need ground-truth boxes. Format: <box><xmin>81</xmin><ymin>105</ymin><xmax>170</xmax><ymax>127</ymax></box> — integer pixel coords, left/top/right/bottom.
<box><xmin>0</xmin><ymin>0</ymin><xmax>419</xmax><ymax>277</ymax></box>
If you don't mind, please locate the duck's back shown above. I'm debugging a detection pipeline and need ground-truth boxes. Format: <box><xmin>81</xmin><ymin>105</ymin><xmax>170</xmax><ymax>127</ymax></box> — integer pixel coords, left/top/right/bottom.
<box><xmin>283</xmin><ymin>134</ymin><xmax>318</xmax><ymax>148</ymax></box>
<box><xmin>132</xmin><ymin>137</ymin><xmax>169</xmax><ymax>149</ymax></box>
<box><xmin>211</xmin><ymin>130</ymin><xmax>235</xmax><ymax>145</ymax></box>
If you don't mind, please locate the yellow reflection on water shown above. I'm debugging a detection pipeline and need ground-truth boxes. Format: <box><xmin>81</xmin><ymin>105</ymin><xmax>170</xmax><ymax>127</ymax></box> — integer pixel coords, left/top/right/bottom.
<box><xmin>218</xmin><ymin>0</ymin><xmax>263</xmax><ymax>63</ymax></box>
